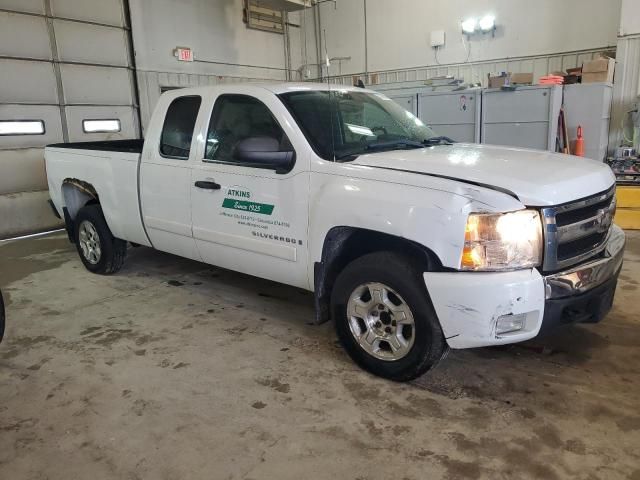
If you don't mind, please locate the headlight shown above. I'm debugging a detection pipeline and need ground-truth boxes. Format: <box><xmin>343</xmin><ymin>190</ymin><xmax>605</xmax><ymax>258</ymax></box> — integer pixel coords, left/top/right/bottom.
<box><xmin>461</xmin><ymin>210</ymin><xmax>542</xmax><ymax>271</ymax></box>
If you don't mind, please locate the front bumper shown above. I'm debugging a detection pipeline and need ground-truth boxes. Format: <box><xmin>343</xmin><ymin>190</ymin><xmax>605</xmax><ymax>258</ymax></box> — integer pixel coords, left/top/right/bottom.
<box><xmin>539</xmin><ymin>224</ymin><xmax>625</xmax><ymax>335</ymax></box>
<box><xmin>424</xmin><ymin>225</ymin><xmax>625</xmax><ymax>349</ymax></box>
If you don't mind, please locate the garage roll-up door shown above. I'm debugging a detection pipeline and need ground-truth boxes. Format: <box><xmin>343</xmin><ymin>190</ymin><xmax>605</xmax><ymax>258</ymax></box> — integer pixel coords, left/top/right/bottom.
<box><xmin>0</xmin><ymin>0</ymin><xmax>140</xmax><ymax>238</ymax></box>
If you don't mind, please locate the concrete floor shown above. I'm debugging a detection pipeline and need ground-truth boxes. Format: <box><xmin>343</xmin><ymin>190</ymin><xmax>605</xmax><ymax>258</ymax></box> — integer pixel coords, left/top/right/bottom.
<box><xmin>0</xmin><ymin>232</ymin><xmax>639</xmax><ymax>480</ymax></box>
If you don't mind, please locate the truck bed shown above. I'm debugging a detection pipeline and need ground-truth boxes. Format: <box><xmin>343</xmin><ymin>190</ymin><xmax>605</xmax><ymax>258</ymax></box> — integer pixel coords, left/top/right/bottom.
<box><xmin>45</xmin><ymin>139</ymin><xmax>150</xmax><ymax>248</ymax></box>
<box><xmin>47</xmin><ymin>139</ymin><xmax>143</xmax><ymax>153</ymax></box>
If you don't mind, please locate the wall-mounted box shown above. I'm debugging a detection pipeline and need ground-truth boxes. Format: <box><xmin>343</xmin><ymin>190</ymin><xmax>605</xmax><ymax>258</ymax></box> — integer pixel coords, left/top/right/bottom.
<box><xmin>430</xmin><ymin>30</ymin><xmax>445</xmax><ymax>47</ymax></box>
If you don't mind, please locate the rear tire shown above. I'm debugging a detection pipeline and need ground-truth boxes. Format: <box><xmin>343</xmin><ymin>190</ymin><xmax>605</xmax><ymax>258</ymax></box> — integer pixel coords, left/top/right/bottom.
<box><xmin>74</xmin><ymin>204</ymin><xmax>127</xmax><ymax>274</ymax></box>
<box><xmin>331</xmin><ymin>251</ymin><xmax>447</xmax><ymax>381</ymax></box>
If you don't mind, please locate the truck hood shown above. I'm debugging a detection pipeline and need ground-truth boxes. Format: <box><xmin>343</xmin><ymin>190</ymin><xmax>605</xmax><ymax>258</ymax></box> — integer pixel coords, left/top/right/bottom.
<box><xmin>352</xmin><ymin>143</ymin><xmax>615</xmax><ymax>206</ymax></box>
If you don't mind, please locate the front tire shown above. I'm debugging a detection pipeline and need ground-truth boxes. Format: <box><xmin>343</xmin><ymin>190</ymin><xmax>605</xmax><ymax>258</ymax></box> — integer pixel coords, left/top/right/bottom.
<box><xmin>331</xmin><ymin>251</ymin><xmax>447</xmax><ymax>381</ymax></box>
<box><xmin>74</xmin><ymin>204</ymin><xmax>127</xmax><ymax>274</ymax></box>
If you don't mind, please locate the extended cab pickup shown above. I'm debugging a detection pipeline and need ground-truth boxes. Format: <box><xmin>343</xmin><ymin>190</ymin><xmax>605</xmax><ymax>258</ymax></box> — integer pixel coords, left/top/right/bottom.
<box><xmin>45</xmin><ymin>83</ymin><xmax>625</xmax><ymax>381</ymax></box>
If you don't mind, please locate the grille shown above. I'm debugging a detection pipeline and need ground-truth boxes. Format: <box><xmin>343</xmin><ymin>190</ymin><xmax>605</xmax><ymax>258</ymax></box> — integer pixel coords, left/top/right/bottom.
<box><xmin>541</xmin><ymin>186</ymin><xmax>616</xmax><ymax>272</ymax></box>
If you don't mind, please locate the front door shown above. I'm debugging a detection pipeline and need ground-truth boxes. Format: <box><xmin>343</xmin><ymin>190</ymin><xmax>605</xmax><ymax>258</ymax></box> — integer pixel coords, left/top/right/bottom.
<box><xmin>190</xmin><ymin>93</ymin><xmax>310</xmax><ymax>289</ymax></box>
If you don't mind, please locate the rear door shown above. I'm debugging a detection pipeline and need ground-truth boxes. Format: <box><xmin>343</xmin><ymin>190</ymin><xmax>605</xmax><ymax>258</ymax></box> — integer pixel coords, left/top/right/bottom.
<box><xmin>190</xmin><ymin>90</ymin><xmax>310</xmax><ymax>289</ymax></box>
<box><xmin>139</xmin><ymin>94</ymin><xmax>201</xmax><ymax>260</ymax></box>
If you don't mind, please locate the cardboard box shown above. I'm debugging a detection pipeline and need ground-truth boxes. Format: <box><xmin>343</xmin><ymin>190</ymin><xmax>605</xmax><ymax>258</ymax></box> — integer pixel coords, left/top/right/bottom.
<box><xmin>582</xmin><ymin>56</ymin><xmax>615</xmax><ymax>83</ymax></box>
<box><xmin>511</xmin><ymin>72</ymin><xmax>533</xmax><ymax>85</ymax></box>
<box><xmin>563</xmin><ymin>67</ymin><xmax>582</xmax><ymax>84</ymax></box>
<box><xmin>488</xmin><ymin>73</ymin><xmax>510</xmax><ymax>88</ymax></box>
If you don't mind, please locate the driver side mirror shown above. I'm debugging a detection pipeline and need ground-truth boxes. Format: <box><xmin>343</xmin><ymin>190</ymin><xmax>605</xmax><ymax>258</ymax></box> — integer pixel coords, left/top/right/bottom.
<box><xmin>233</xmin><ymin>136</ymin><xmax>295</xmax><ymax>174</ymax></box>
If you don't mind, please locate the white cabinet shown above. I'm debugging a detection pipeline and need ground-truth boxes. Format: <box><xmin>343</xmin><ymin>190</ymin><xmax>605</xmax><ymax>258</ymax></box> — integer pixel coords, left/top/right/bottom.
<box><xmin>481</xmin><ymin>85</ymin><xmax>563</xmax><ymax>151</ymax></box>
<box><xmin>563</xmin><ymin>83</ymin><xmax>612</xmax><ymax>162</ymax></box>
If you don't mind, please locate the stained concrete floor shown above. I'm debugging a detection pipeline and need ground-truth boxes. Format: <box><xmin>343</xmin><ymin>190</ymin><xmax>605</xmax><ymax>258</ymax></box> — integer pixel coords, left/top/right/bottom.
<box><xmin>0</xmin><ymin>231</ymin><xmax>639</xmax><ymax>480</ymax></box>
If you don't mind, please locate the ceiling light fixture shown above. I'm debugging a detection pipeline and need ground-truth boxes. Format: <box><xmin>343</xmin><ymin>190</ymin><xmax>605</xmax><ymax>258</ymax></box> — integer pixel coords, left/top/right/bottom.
<box><xmin>461</xmin><ymin>18</ymin><xmax>477</xmax><ymax>34</ymax></box>
<box><xmin>479</xmin><ymin>14</ymin><xmax>496</xmax><ymax>32</ymax></box>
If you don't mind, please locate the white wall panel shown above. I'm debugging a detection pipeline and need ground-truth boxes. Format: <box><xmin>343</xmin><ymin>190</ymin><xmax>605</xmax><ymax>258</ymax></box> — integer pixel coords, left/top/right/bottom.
<box><xmin>60</xmin><ymin>64</ymin><xmax>133</xmax><ymax>105</ymax></box>
<box><xmin>128</xmin><ymin>0</ymin><xmax>286</xmax><ymax>76</ymax></box>
<box><xmin>620</xmin><ymin>0</ymin><xmax>640</xmax><ymax>36</ymax></box>
<box><xmin>306</xmin><ymin>0</ymin><xmax>620</xmax><ymax>77</ymax></box>
<box><xmin>0</xmin><ymin>59</ymin><xmax>58</xmax><ymax>103</ymax></box>
<box><xmin>315</xmin><ymin>0</ymin><xmax>366</xmax><ymax>75</ymax></box>
<box><xmin>0</xmin><ymin>190</ymin><xmax>63</xmax><ymax>238</ymax></box>
<box><xmin>287</xmin><ymin>9</ymin><xmax>318</xmax><ymax>80</ymax></box>
<box><xmin>0</xmin><ymin>105</ymin><xmax>63</xmax><ymax>149</ymax></box>
<box><xmin>50</xmin><ymin>0</ymin><xmax>124</xmax><ymax>26</ymax></box>
<box><xmin>0</xmin><ymin>0</ymin><xmax>44</xmax><ymax>14</ymax></box>
<box><xmin>54</xmin><ymin>19</ymin><xmax>129</xmax><ymax>66</ymax></box>
<box><xmin>65</xmin><ymin>105</ymin><xmax>137</xmax><ymax>142</ymax></box>
<box><xmin>0</xmin><ymin>12</ymin><xmax>51</xmax><ymax>59</ymax></box>
<box><xmin>0</xmin><ymin>148</ymin><xmax>47</xmax><ymax>194</ymax></box>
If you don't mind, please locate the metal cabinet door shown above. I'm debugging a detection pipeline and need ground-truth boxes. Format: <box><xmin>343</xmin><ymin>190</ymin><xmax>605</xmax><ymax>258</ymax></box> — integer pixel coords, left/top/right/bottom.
<box><xmin>418</xmin><ymin>91</ymin><xmax>480</xmax><ymax>143</ymax></box>
<box><xmin>418</xmin><ymin>92</ymin><xmax>477</xmax><ymax>125</ymax></box>
<box><xmin>482</xmin><ymin>88</ymin><xmax>551</xmax><ymax>123</ymax></box>
<box><xmin>483</xmin><ymin>122</ymin><xmax>550</xmax><ymax>150</ymax></box>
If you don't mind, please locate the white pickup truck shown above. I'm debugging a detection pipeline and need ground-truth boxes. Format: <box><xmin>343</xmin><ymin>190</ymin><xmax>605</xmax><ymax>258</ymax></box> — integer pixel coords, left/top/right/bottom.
<box><xmin>45</xmin><ymin>83</ymin><xmax>625</xmax><ymax>381</ymax></box>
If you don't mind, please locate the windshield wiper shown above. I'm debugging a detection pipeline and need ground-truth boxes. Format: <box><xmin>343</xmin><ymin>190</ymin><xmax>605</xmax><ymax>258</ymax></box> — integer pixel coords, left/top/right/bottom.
<box><xmin>422</xmin><ymin>136</ymin><xmax>455</xmax><ymax>146</ymax></box>
<box><xmin>334</xmin><ymin>139</ymin><xmax>429</xmax><ymax>161</ymax></box>
<box><xmin>365</xmin><ymin>139</ymin><xmax>425</xmax><ymax>151</ymax></box>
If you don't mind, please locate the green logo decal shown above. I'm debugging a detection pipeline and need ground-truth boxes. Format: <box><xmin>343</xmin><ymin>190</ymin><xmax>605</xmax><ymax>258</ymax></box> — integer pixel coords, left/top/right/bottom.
<box><xmin>222</xmin><ymin>198</ymin><xmax>274</xmax><ymax>215</ymax></box>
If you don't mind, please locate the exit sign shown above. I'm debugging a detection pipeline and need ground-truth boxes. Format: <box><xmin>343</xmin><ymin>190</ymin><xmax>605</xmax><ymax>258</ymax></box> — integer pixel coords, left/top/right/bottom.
<box><xmin>174</xmin><ymin>47</ymin><xmax>193</xmax><ymax>62</ymax></box>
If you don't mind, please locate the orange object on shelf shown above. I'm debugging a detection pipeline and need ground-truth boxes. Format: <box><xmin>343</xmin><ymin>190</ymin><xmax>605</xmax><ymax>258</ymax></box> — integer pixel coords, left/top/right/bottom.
<box><xmin>539</xmin><ymin>75</ymin><xmax>564</xmax><ymax>85</ymax></box>
<box><xmin>575</xmin><ymin>125</ymin><xmax>585</xmax><ymax>157</ymax></box>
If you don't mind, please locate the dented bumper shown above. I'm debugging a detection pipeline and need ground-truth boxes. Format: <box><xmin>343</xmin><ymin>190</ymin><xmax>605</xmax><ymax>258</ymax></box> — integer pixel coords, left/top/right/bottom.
<box><xmin>424</xmin><ymin>225</ymin><xmax>625</xmax><ymax>349</ymax></box>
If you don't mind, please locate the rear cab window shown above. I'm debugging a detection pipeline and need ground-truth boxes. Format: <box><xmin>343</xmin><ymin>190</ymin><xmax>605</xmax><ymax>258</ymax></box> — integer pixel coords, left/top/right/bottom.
<box><xmin>160</xmin><ymin>96</ymin><xmax>202</xmax><ymax>159</ymax></box>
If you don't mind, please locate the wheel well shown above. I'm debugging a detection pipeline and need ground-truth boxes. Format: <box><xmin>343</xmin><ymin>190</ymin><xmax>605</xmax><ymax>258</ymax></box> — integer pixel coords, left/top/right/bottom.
<box><xmin>313</xmin><ymin>227</ymin><xmax>442</xmax><ymax>324</ymax></box>
<box><xmin>61</xmin><ymin>179</ymin><xmax>99</xmax><ymax>220</ymax></box>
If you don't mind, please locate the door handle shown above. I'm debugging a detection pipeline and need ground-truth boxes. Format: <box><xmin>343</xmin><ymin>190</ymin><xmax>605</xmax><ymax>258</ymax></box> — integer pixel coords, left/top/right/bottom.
<box><xmin>194</xmin><ymin>180</ymin><xmax>221</xmax><ymax>190</ymax></box>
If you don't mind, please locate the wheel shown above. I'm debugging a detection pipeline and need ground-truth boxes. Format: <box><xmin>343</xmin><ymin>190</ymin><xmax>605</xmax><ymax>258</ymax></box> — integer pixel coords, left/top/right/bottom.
<box><xmin>74</xmin><ymin>204</ymin><xmax>127</xmax><ymax>274</ymax></box>
<box><xmin>331</xmin><ymin>251</ymin><xmax>447</xmax><ymax>381</ymax></box>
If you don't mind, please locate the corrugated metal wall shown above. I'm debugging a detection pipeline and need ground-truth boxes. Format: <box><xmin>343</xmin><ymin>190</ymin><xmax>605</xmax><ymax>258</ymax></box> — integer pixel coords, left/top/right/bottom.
<box><xmin>610</xmin><ymin>34</ymin><xmax>640</xmax><ymax>150</ymax></box>
<box><xmin>329</xmin><ymin>47</ymin><xmax>614</xmax><ymax>86</ymax></box>
<box><xmin>0</xmin><ymin>0</ymin><xmax>139</xmax><ymax>239</ymax></box>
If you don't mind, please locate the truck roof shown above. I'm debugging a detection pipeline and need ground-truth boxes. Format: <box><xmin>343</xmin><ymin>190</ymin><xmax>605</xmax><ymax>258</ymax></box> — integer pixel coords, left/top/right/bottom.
<box><xmin>160</xmin><ymin>82</ymin><xmax>375</xmax><ymax>97</ymax></box>
<box><xmin>259</xmin><ymin>82</ymin><xmax>371</xmax><ymax>94</ymax></box>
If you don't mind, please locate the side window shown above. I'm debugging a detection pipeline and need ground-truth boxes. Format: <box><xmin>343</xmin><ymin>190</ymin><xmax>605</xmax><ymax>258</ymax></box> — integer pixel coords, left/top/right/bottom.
<box><xmin>160</xmin><ymin>96</ymin><xmax>201</xmax><ymax>159</ymax></box>
<box><xmin>205</xmin><ymin>94</ymin><xmax>291</xmax><ymax>163</ymax></box>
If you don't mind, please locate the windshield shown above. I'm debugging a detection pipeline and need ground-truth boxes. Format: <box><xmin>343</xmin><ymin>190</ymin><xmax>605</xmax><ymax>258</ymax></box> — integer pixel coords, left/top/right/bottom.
<box><xmin>278</xmin><ymin>90</ymin><xmax>440</xmax><ymax>161</ymax></box>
